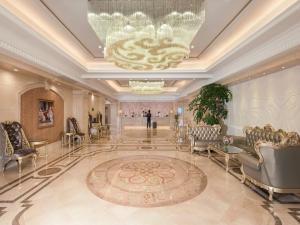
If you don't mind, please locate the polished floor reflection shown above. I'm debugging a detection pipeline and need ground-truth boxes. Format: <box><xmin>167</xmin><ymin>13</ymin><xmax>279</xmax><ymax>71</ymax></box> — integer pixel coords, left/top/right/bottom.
<box><xmin>0</xmin><ymin>128</ymin><xmax>299</xmax><ymax>225</ymax></box>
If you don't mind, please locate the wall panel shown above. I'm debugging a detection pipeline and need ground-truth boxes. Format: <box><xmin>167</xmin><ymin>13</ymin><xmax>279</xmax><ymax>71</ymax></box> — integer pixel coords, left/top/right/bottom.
<box><xmin>226</xmin><ymin>65</ymin><xmax>300</xmax><ymax>135</ymax></box>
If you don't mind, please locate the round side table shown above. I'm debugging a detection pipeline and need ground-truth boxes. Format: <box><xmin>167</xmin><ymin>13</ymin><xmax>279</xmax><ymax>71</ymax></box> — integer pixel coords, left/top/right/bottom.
<box><xmin>30</xmin><ymin>140</ymin><xmax>49</xmax><ymax>157</ymax></box>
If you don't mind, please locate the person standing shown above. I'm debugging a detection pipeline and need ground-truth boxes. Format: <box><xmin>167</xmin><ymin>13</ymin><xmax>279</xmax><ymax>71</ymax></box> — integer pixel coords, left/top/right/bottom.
<box><xmin>146</xmin><ymin>110</ymin><xmax>151</xmax><ymax>128</ymax></box>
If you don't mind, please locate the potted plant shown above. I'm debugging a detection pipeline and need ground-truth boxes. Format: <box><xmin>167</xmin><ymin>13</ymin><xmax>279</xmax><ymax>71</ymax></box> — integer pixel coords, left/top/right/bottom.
<box><xmin>188</xmin><ymin>83</ymin><xmax>232</xmax><ymax>125</ymax></box>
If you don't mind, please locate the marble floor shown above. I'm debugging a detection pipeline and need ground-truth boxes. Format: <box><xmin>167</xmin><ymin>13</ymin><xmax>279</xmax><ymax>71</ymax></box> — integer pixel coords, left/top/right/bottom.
<box><xmin>0</xmin><ymin>128</ymin><xmax>300</xmax><ymax>225</ymax></box>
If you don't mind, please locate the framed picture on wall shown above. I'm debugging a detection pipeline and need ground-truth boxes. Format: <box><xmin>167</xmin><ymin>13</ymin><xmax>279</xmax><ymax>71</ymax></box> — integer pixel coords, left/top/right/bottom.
<box><xmin>38</xmin><ymin>99</ymin><xmax>54</xmax><ymax>128</ymax></box>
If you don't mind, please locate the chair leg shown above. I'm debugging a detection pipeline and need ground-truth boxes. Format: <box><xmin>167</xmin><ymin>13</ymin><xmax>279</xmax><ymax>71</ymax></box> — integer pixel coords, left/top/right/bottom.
<box><xmin>2</xmin><ymin>160</ymin><xmax>12</xmax><ymax>173</ymax></box>
<box><xmin>32</xmin><ymin>154</ymin><xmax>37</xmax><ymax>169</ymax></box>
<box><xmin>240</xmin><ymin>165</ymin><xmax>246</xmax><ymax>184</ymax></box>
<box><xmin>17</xmin><ymin>158</ymin><xmax>22</xmax><ymax>174</ymax></box>
<box><xmin>2</xmin><ymin>162</ymin><xmax>7</xmax><ymax>173</ymax></box>
<box><xmin>268</xmin><ymin>188</ymin><xmax>274</xmax><ymax>201</ymax></box>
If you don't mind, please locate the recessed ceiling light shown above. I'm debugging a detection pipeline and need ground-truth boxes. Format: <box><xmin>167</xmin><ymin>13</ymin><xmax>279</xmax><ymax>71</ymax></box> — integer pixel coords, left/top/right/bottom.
<box><xmin>98</xmin><ymin>45</ymin><xmax>102</xmax><ymax>49</ymax></box>
<box><xmin>190</xmin><ymin>45</ymin><xmax>194</xmax><ymax>49</ymax></box>
<box><xmin>281</xmin><ymin>66</ymin><xmax>285</xmax><ymax>69</ymax></box>
<box><xmin>263</xmin><ymin>72</ymin><xmax>266</xmax><ymax>75</ymax></box>
<box><xmin>13</xmin><ymin>68</ymin><xmax>19</xmax><ymax>72</ymax></box>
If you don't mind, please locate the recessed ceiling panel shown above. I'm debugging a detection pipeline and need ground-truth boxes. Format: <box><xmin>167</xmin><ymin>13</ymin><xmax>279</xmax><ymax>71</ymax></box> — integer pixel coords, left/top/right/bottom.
<box><xmin>41</xmin><ymin>0</ymin><xmax>251</xmax><ymax>59</ymax></box>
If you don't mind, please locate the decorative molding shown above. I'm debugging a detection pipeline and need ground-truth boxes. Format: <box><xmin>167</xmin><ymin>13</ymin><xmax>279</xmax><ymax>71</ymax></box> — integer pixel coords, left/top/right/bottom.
<box><xmin>196</xmin><ymin>0</ymin><xmax>253</xmax><ymax>58</ymax></box>
<box><xmin>205</xmin><ymin>0</ymin><xmax>300</xmax><ymax>71</ymax></box>
<box><xmin>0</xmin><ymin>40</ymin><xmax>116</xmax><ymax>98</ymax></box>
<box><xmin>212</xmin><ymin>22</ymin><xmax>300</xmax><ymax>83</ymax></box>
<box><xmin>181</xmin><ymin>13</ymin><xmax>300</xmax><ymax>96</ymax></box>
<box><xmin>81</xmin><ymin>72</ymin><xmax>213</xmax><ymax>80</ymax></box>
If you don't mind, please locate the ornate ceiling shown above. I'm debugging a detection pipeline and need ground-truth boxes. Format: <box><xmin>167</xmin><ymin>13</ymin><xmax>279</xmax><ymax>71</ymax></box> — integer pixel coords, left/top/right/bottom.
<box><xmin>0</xmin><ymin>0</ymin><xmax>299</xmax><ymax>100</ymax></box>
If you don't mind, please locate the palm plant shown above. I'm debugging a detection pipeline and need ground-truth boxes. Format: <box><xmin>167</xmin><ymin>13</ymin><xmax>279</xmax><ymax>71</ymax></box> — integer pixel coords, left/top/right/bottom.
<box><xmin>188</xmin><ymin>83</ymin><xmax>232</xmax><ymax>125</ymax></box>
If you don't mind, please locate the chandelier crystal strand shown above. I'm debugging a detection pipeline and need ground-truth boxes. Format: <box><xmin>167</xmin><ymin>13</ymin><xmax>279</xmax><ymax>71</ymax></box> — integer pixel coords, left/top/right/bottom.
<box><xmin>88</xmin><ymin>0</ymin><xmax>205</xmax><ymax>71</ymax></box>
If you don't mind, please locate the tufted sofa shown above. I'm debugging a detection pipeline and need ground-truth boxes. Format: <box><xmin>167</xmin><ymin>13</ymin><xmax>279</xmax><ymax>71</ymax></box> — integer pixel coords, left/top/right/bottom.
<box><xmin>231</xmin><ymin>125</ymin><xmax>300</xmax><ymax>200</ymax></box>
<box><xmin>227</xmin><ymin>125</ymin><xmax>289</xmax><ymax>155</ymax></box>
<box><xmin>188</xmin><ymin>124</ymin><xmax>222</xmax><ymax>153</ymax></box>
<box><xmin>0</xmin><ymin>121</ymin><xmax>37</xmax><ymax>173</ymax></box>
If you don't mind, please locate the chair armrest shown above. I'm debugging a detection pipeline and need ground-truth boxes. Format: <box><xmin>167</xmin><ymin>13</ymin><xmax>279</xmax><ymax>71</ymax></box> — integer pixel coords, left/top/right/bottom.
<box><xmin>238</xmin><ymin>152</ymin><xmax>261</xmax><ymax>171</ymax></box>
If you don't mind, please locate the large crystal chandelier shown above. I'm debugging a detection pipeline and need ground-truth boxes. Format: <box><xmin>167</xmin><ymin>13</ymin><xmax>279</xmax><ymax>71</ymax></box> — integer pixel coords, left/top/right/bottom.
<box><xmin>87</xmin><ymin>0</ymin><xmax>205</xmax><ymax>71</ymax></box>
<box><xmin>129</xmin><ymin>80</ymin><xmax>164</xmax><ymax>94</ymax></box>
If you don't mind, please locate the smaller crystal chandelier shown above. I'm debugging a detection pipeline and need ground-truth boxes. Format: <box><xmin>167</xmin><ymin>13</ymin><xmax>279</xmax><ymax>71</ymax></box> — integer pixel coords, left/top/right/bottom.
<box><xmin>129</xmin><ymin>80</ymin><xmax>164</xmax><ymax>94</ymax></box>
<box><xmin>88</xmin><ymin>0</ymin><xmax>205</xmax><ymax>71</ymax></box>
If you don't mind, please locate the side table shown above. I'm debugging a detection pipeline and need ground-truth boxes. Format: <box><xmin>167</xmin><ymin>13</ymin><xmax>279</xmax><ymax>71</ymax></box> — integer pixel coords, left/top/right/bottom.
<box><xmin>208</xmin><ymin>144</ymin><xmax>243</xmax><ymax>172</ymax></box>
<box><xmin>62</xmin><ymin>132</ymin><xmax>74</xmax><ymax>148</ymax></box>
<box><xmin>30</xmin><ymin>140</ymin><xmax>49</xmax><ymax>157</ymax></box>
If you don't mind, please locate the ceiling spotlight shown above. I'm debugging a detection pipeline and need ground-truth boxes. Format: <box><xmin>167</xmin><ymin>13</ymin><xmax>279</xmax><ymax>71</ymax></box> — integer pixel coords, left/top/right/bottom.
<box><xmin>13</xmin><ymin>68</ymin><xmax>19</xmax><ymax>72</ymax></box>
<box><xmin>190</xmin><ymin>45</ymin><xmax>194</xmax><ymax>49</ymax></box>
<box><xmin>262</xmin><ymin>72</ymin><xmax>266</xmax><ymax>75</ymax></box>
<box><xmin>281</xmin><ymin>66</ymin><xmax>285</xmax><ymax>69</ymax></box>
<box><xmin>98</xmin><ymin>45</ymin><xmax>102</xmax><ymax>49</ymax></box>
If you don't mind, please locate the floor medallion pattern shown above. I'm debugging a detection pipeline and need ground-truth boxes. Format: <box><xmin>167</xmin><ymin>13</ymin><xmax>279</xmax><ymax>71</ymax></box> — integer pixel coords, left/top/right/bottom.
<box><xmin>87</xmin><ymin>155</ymin><xmax>207</xmax><ymax>207</ymax></box>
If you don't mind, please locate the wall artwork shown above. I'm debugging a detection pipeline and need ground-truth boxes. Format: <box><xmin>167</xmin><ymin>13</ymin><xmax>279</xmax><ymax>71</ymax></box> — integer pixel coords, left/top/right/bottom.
<box><xmin>38</xmin><ymin>99</ymin><xmax>54</xmax><ymax>128</ymax></box>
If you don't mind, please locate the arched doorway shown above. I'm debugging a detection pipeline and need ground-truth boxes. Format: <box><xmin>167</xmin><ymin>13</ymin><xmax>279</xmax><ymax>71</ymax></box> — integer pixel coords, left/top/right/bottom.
<box><xmin>21</xmin><ymin>87</ymin><xmax>64</xmax><ymax>143</ymax></box>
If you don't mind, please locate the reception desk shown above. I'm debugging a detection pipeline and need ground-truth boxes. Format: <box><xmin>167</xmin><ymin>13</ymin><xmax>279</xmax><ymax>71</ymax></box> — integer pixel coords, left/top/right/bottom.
<box><xmin>121</xmin><ymin>117</ymin><xmax>171</xmax><ymax>127</ymax></box>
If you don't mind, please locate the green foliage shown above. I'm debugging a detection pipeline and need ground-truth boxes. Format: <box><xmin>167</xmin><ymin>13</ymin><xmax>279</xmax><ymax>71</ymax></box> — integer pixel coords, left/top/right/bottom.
<box><xmin>188</xmin><ymin>83</ymin><xmax>232</xmax><ymax>125</ymax></box>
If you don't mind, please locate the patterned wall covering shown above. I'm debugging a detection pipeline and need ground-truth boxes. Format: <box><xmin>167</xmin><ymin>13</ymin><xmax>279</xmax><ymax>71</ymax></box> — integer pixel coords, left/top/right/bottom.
<box><xmin>120</xmin><ymin>102</ymin><xmax>174</xmax><ymax>117</ymax></box>
<box><xmin>226</xmin><ymin>65</ymin><xmax>300</xmax><ymax>135</ymax></box>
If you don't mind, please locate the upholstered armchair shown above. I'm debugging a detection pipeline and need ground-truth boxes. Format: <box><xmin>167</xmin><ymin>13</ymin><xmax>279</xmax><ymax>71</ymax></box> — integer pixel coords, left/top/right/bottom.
<box><xmin>0</xmin><ymin>121</ymin><xmax>37</xmax><ymax>173</ymax></box>
<box><xmin>67</xmin><ymin>117</ymin><xmax>85</xmax><ymax>144</ymax></box>
<box><xmin>188</xmin><ymin>124</ymin><xmax>221</xmax><ymax>153</ymax></box>
<box><xmin>237</xmin><ymin>125</ymin><xmax>300</xmax><ymax>200</ymax></box>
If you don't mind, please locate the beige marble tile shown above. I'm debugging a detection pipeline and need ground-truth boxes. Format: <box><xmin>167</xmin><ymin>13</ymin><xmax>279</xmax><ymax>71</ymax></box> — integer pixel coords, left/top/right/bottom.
<box><xmin>0</xmin><ymin>129</ymin><xmax>299</xmax><ymax>225</ymax></box>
